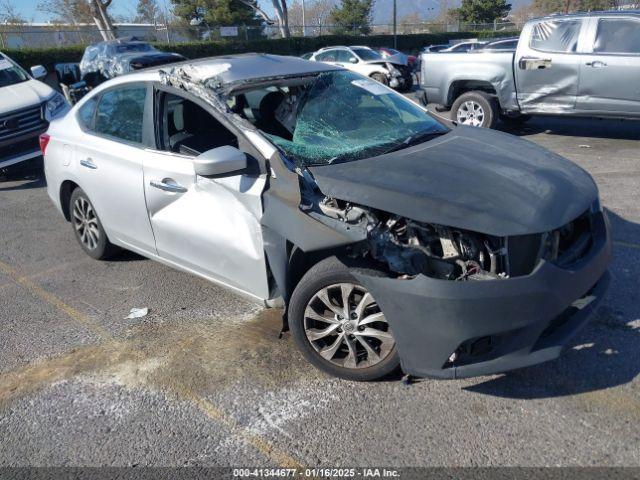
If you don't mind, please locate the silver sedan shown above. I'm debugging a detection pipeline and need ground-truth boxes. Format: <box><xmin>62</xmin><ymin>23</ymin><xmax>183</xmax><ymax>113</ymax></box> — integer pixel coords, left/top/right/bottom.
<box><xmin>43</xmin><ymin>54</ymin><xmax>610</xmax><ymax>382</ymax></box>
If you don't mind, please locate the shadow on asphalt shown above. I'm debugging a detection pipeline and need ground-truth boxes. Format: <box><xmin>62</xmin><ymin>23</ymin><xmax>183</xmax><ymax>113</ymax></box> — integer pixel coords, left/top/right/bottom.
<box><xmin>0</xmin><ymin>176</ymin><xmax>45</xmax><ymax>191</ymax></box>
<box><xmin>464</xmin><ymin>209</ymin><xmax>640</xmax><ymax>399</ymax></box>
<box><xmin>498</xmin><ymin>116</ymin><xmax>640</xmax><ymax>141</ymax></box>
<box><xmin>106</xmin><ymin>250</ymin><xmax>147</xmax><ymax>262</ymax></box>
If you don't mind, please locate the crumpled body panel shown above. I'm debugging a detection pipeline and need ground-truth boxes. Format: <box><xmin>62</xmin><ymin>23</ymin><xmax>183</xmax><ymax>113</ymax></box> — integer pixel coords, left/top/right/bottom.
<box><xmin>310</xmin><ymin>126</ymin><xmax>598</xmax><ymax>237</ymax></box>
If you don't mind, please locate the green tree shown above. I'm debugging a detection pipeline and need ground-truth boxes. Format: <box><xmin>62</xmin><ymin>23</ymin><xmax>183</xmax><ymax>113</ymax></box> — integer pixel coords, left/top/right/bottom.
<box><xmin>455</xmin><ymin>0</ymin><xmax>511</xmax><ymax>24</ymax></box>
<box><xmin>330</xmin><ymin>0</ymin><xmax>374</xmax><ymax>35</ymax></box>
<box><xmin>171</xmin><ymin>0</ymin><xmax>260</xmax><ymax>26</ymax></box>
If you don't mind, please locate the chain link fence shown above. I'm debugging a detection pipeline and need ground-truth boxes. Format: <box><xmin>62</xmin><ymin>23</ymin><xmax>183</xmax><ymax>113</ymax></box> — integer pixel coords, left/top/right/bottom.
<box><xmin>0</xmin><ymin>21</ymin><xmax>525</xmax><ymax>49</ymax></box>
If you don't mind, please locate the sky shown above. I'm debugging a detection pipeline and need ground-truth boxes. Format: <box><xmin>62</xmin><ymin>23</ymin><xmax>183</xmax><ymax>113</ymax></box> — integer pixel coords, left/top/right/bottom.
<box><xmin>12</xmin><ymin>0</ymin><xmax>277</xmax><ymax>23</ymax></box>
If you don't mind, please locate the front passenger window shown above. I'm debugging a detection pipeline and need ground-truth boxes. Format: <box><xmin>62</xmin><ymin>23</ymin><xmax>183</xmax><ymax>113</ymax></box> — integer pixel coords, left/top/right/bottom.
<box><xmin>317</xmin><ymin>51</ymin><xmax>337</xmax><ymax>62</ymax></box>
<box><xmin>594</xmin><ymin>18</ymin><xmax>640</xmax><ymax>54</ymax></box>
<box><xmin>336</xmin><ymin>50</ymin><xmax>356</xmax><ymax>63</ymax></box>
<box><xmin>94</xmin><ymin>86</ymin><xmax>146</xmax><ymax>144</ymax></box>
<box><xmin>158</xmin><ymin>93</ymin><xmax>238</xmax><ymax>157</ymax></box>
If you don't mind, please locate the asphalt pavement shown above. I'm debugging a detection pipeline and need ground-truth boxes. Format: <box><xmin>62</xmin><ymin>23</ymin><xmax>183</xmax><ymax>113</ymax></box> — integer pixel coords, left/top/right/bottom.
<box><xmin>0</xmin><ymin>114</ymin><xmax>639</xmax><ymax>467</ymax></box>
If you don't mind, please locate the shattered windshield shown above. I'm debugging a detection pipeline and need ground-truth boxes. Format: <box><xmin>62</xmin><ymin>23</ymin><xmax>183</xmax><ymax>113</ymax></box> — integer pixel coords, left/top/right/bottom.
<box><xmin>234</xmin><ymin>71</ymin><xmax>447</xmax><ymax>166</ymax></box>
<box><xmin>0</xmin><ymin>55</ymin><xmax>29</xmax><ymax>87</ymax></box>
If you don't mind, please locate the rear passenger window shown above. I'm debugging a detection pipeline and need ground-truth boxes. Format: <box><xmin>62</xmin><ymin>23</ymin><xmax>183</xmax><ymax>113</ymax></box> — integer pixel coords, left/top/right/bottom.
<box><xmin>594</xmin><ymin>18</ymin><xmax>640</xmax><ymax>54</ymax></box>
<box><xmin>94</xmin><ymin>86</ymin><xmax>146</xmax><ymax>144</ymax></box>
<box><xmin>530</xmin><ymin>19</ymin><xmax>582</xmax><ymax>53</ymax></box>
<box><xmin>77</xmin><ymin>96</ymin><xmax>98</xmax><ymax>130</ymax></box>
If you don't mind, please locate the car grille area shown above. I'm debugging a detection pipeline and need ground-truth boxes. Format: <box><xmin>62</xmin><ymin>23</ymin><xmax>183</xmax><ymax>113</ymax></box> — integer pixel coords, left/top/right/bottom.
<box><xmin>0</xmin><ymin>104</ymin><xmax>47</xmax><ymax>143</ymax></box>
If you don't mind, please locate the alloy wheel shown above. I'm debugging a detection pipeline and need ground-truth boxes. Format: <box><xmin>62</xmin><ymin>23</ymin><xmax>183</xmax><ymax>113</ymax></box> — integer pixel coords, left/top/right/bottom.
<box><xmin>72</xmin><ymin>196</ymin><xmax>100</xmax><ymax>250</ymax></box>
<box><xmin>303</xmin><ymin>283</ymin><xmax>395</xmax><ymax>369</ymax></box>
<box><xmin>456</xmin><ymin>100</ymin><xmax>485</xmax><ymax>127</ymax></box>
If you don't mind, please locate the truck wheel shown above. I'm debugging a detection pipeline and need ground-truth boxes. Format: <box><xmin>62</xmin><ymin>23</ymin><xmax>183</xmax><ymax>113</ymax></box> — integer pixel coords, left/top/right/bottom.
<box><xmin>451</xmin><ymin>91</ymin><xmax>498</xmax><ymax>128</ymax></box>
<box><xmin>69</xmin><ymin>187</ymin><xmax>119</xmax><ymax>260</ymax></box>
<box><xmin>288</xmin><ymin>256</ymin><xmax>400</xmax><ymax>381</ymax></box>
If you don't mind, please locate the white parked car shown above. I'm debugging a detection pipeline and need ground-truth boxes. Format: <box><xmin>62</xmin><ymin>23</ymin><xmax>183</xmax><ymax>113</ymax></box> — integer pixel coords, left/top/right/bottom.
<box><xmin>308</xmin><ymin>46</ymin><xmax>413</xmax><ymax>91</ymax></box>
<box><xmin>0</xmin><ymin>52</ymin><xmax>69</xmax><ymax>171</ymax></box>
<box><xmin>440</xmin><ymin>41</ymin><xmax>487</xmax><ymax>53</ymax></box>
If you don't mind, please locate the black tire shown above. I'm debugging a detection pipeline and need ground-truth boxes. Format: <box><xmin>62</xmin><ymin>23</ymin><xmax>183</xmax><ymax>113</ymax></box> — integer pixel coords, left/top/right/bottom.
<box><xmin>451</xmin><ymin>91</ymin><xmax>499</xmax><ymax>129</ymax></box>
<box><xmin>370</xmin><ymin>72</ymin><xmax>388</xmax><ymax>85</ymax></box>
<box><xmin>288</xmin><ymin>256</ymin><xmax>401</xmax><ymax>381</ymax></box>
<box><xmin>69</xmin><ymin>187</ymin><xmax>118</xmax><ymax>260</ymax></box>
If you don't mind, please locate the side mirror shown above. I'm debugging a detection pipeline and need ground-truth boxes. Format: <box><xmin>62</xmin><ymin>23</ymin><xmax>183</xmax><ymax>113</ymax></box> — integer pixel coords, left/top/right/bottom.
<box><xmin>194</xmin><ymin>146</ymin><xmax>247</xmax><ymax>177</ymax></box>
<box><xmin>30</xmin><ymin>65</ymin><xmax>47</xmax><ymax>80</ymax></box>
<box><xmin>349</xmin><ymin>57</ymin><xmax>358</xmax><ymax>64</ymax></box>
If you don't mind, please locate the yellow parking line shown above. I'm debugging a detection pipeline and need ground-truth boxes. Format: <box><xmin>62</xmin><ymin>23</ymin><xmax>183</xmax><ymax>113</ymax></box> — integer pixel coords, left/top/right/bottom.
<box><xmin>613</xmin><ymin>240</ymin><xmax>640</xmax><ymax>251</ymax></box>
<box><xmin>0</xmin><ymin>258</ymin><xmax>111</xmax><ymax>340</ymax></box>
<box><xmin>0</xmin><ymin>258</ymin><xmax>305</xmax><ymax>468</ymax></box>
<box><xmin>176</xmin><ymin>384</ymin><xmax>305</xmax><ymax>469</ymax></box>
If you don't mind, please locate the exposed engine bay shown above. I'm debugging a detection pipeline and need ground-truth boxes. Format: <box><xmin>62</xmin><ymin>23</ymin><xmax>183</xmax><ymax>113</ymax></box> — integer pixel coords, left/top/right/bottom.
<box><xmin>309</xmin><ymin>196</ymin><xmax>509</xmax><ymax>281</ymax></box>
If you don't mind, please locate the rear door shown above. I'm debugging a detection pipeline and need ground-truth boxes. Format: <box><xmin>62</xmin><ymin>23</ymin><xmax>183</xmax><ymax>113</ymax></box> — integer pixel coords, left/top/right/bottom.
<box><xmin>142</xmin><ymin>85</ymin><xmax>270</xmax><ymax>300</ymax></box>
<box><xmin>73</xmin><ymin>83</ymin><xmax>157</xmax><ymax>254</ymax></box>
<box><xmin>514</xmin><ymin>18</ymin><xmax>586</xmax><ymax>113</ymax></box>
<box><xmin>577</xmin><ymin>16</ymin><xmax>640</xmax><ymax>115</ymax></box>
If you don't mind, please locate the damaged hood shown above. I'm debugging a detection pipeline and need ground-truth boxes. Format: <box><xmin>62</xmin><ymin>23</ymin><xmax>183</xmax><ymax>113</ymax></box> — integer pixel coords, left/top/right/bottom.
<box><xmin>308</xmin><ymin>126</ymin><xmax>598</xmax><ymax>236</ymax></box>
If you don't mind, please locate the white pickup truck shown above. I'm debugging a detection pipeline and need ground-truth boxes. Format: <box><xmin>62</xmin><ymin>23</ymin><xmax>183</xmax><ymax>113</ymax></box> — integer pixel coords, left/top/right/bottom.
<box><xmin>0</xmin><ymin>52</ymin><xmax>69</xmax><ymax>172</ymax></box>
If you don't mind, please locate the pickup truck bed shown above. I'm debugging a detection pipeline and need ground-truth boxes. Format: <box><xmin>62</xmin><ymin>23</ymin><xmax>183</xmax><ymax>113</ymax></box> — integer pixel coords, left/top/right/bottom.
<box><xmin>421</xmin><ymin>51</ymin><xmax>518</xmax><ymax>112</ymax></box>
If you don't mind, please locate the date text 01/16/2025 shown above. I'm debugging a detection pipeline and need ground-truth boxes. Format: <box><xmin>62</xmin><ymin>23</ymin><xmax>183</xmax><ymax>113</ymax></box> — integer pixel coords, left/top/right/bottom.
<box><xmin>232</xmin><ymin>468</ymin><xmax>401</xmax><ymax>477</ymax></box>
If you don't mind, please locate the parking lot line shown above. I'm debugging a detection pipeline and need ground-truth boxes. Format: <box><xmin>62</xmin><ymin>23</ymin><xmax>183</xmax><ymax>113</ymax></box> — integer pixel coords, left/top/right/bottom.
<box><xmin>613</xmin><ymin>240</ymin><xmax>640</xmax><ymax>251</ymax></box>
<box><xmin>0</xmin><ymin>258</ymin><xmax>111</xmax><ymax>341</ymax></box>
<box><xmin>0</xmin><ymin>257</ymin><xmax>306</xmax><ymax>469</ymax></box>
<box><xmin>173</xmin><ymin>383</ymin><xmax>305</xmax><ymax>469</ymax></box>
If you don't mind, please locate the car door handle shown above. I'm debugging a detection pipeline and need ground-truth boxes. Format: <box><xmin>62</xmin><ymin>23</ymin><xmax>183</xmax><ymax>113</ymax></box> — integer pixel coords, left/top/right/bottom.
<box><xmin>80</xmin><ymin>158</ymin><xmax>97</xmax><ymax>169</ymax></box>
<box><xmin>150</xmin><ymin>179</ymin><xmax>187</xmax><ymax>194</ymax></box>
<box><xmin>585</xmin><ymin>61</ymin><xmax>607</xmax><ymax>68</ymax></box>
<box><xmin>518</xmin><ymin>57</ymin><xmax>552</xmax><ymax>70</ymax></box>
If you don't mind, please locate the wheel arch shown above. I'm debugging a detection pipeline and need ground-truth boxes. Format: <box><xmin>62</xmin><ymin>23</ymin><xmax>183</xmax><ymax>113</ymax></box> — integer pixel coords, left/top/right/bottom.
<box><xmin>447</xmin><ymin>80</ymin><xmax>498</xmax><ymax>107</ymax></box>
<box><xmin>59</xmin><ymin>179</ymin><xmax>80</xmax><ymax>222</ymax></box>
<box><xmin>286</xmin><ymin>244</ymin><xmax>351</xmax><ymax>305</ymax></box>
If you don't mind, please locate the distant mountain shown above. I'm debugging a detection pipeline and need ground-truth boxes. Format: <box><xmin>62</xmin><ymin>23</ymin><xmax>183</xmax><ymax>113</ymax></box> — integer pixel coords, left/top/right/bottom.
<box><xmin>371</xmin><ymin>0</ymin><xmax>529</xmax><ymax>23</ymax></box>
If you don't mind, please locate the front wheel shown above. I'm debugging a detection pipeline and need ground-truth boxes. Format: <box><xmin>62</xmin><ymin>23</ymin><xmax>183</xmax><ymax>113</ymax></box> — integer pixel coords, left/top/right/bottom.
<box><xmin>451</xmin><ymin>91</ymin><xmax>498</xmax><ymax>128</ymax></box>
<box><xmin>288</xmin><ymin>257</ymin><xmax>400</xmax><ymax>381</ymax></box>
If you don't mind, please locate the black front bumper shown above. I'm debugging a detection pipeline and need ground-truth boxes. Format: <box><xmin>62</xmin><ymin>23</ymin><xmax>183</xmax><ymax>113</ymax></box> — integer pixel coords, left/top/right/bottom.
<box><xmin>354</xmin><ymin>211</ymin><xmax>612</xmax><ymax>379</ymax></box>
